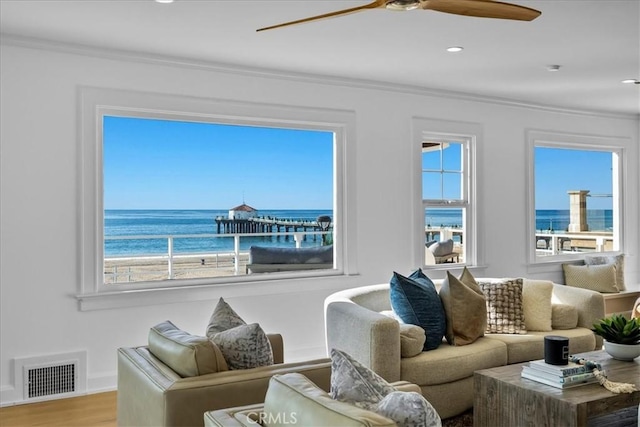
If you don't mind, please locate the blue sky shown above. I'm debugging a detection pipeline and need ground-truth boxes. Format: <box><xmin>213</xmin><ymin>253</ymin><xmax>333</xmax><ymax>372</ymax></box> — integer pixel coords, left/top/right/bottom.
<box><xmin>535</xmin><ymin>147</ymin><xmax>613</xmax><ymax>210</ymax></box>
<box><xmin>103</xmin><ymin>116</ymin><xmax>333</xmax><ymax>209</ymax></box>
<box><xmin>104</xmin><ymin>116</ymin><xmax>614</xmax><ymax>211</ymax></box>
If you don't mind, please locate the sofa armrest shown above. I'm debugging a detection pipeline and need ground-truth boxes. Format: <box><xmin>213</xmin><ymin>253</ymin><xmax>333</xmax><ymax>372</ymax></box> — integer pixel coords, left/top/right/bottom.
<box><xmin>117</xmin><ymin>345</ymin><xmax>331</xmax><ymax>427</ymax></box>
<box><xmin>552</xmin><ymin>284</ymin><xmax>604</xmax><ymax>346</ymax></box>
<box><xmin>325</xmin><ymin>301</ymin><xmax>401</xmax><ymax>382</ymax></box>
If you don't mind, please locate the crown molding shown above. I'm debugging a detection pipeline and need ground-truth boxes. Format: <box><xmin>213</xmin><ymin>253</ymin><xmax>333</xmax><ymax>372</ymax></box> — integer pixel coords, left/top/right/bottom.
<box><xmin>1</xmin><ymin>32</ymin><xmax>638</xmax><ymax>121</ymax></box>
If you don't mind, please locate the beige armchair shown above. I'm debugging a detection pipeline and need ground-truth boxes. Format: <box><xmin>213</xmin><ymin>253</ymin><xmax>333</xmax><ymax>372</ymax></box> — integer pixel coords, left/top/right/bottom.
<box><xmin>117</xmin><ymin>334</ymin><xmax>331</xmax><ymax>427</ymax></box>
<box><xmin>203</xmin><ymin>373</ymin><xmax>423</xmax><ymax>427</ymax></box>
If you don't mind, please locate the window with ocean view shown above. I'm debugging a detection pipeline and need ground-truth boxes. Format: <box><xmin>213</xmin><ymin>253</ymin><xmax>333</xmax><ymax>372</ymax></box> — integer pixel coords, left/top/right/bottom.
<box><xmin>421</xmin><ymin>135</ymin><xmax>473</xmax><ymax>267</ymax></box>
<box><xmin>79</xmin><ymin>88</ymin><xmax>355</xmax><ymax>309</ymax></box>
<box><xmin>529</xmin><ymin>134</ymin><xmax>623</xmax><ymax>263</ymax></box>
<box><xmin>102</xmin><ymin>116</ymin><xmax>336</xmax><ymax>285</ymax></box>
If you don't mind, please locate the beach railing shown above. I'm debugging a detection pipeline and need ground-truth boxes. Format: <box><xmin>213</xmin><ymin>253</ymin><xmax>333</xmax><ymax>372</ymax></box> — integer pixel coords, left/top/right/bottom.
<box><xmin>104</xmin><ymin>230</ymin><xmax>331</xmax><ymax>283</ymax></box>
<box><xmin>535</xmin><ymin>231</ymin><xmax>614</xmax><ymax>255</ymax></box>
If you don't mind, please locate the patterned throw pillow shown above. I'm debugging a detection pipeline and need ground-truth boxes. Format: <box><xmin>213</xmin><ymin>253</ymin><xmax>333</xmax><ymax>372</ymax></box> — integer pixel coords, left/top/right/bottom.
<box><xmin>330</xmin><ymin>349</ymin><xmax>442</xmax><ymax>426</ymax></box>
<box><xmin>206</xmin><ymin>297</ymin><xmax>247</xmax><ymax>338</ymax></box>
<box><xmin>439</xmin><ymin>268</ymin><xmax>487</xmax><ymax>345</ymax></box>
<box><xmin>376</xmin><ymin>391</ymin><xmax>442</xmax><ymax>427</ymax></box>
<box><xmin>562</xmin><ymin>264</ymin><xmax>619</xmax><ymax>293</ymax></box>
<box><xmin>390</xmin><ymin>269</ymin><xmax>446</xmax><ymax>351</ymax></box>
<box><xmin>211</xmin><ymin>323</ymin><xmax>274</xmax><ymax>370</ymax></box>
<box><xmin>478</xmin><ymin>278</ymin><xmax>527</xmax><ymax>334</ymax></box>
<box><xmin>330</xmin><ymin>349</ymin><xmax>395</xmax><ymax>410</ymax></box>
<box><xmin>584</xmin><ymin>254</ymin><xmax>625</xmax><ymax>291</ymax></box>
<box><xmin>206</xmin><ymin>297</ymin><xmax>274</xmax><ymax>369</ymax></box>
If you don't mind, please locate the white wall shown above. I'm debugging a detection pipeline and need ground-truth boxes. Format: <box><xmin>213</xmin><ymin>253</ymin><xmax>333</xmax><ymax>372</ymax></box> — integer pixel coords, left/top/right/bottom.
<box><xmin>1</xmin><ymin>41</ymin><xmax>638</xmax><ymax>405</ymax></box>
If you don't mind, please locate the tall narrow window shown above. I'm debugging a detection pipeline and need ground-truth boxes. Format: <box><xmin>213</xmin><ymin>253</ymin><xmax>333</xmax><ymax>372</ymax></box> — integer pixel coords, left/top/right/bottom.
<box><xmin>421</xmin><ymin>136</ymin><xmax>472</xmax><ymax>266</ymax></box>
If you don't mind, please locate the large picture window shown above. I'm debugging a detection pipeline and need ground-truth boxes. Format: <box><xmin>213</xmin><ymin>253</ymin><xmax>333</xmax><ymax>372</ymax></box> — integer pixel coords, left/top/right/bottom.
<box><xmin>103</xmin><ymin>117</ymin><xmax>334</xmax><ymax>284</ymax></box>
<box><xmin>78</xmin><ymin>88</ymin><xmax>356</xmax><ymax>309</ymax></box>
<box><xmin>528</xmin><ymin>131</ymin><xmax>623</xmax><ymax>263</ymax></box>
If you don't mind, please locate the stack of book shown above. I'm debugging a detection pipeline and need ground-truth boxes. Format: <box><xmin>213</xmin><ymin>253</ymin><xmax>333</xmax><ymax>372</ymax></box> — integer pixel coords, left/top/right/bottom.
<box><xmin>521</xmin><ymin>359</ymin><xmax>600</xmax><ymax>389</ymax></box>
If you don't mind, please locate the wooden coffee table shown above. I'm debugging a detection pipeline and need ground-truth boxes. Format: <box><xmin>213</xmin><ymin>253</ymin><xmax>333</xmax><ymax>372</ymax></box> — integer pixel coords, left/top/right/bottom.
<box><xmin>474</xmin><ymin>350</ymin><xmax>639</xmax><ymax>427</ymax></box>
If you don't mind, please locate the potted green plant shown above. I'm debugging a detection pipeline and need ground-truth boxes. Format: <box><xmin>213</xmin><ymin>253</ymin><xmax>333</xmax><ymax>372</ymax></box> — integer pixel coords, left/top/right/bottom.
<box><xmin>592</xmin><ymin>314</ymin><xmax>640</xmax><ymax>361</ymax></box>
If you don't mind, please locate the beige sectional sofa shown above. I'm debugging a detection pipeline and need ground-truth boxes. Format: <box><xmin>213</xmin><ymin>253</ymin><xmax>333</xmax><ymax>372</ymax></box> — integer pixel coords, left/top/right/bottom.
<box><xmin>325</xmin><ymin>279</ymin><xmax>605</xmax><ymax>419</ymax></box>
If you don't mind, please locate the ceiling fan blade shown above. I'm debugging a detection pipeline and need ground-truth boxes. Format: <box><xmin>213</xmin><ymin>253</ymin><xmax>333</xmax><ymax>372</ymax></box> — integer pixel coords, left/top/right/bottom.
<box><xmin>257</xmin><ymin>0</ymin><xmax>387</xmax><ymax>32</ymax></box>
<box><xmin>422</xmin><ymin>0</ymin><xmax>541</xmax><ymax>21</ymax></box>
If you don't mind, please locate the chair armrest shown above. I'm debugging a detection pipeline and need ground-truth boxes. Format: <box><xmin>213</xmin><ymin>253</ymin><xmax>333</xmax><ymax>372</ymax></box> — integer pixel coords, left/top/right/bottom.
<box><xmin>390</xmin><ymin>381</ymin><xmax>422</xmax><ymax>394</ymax></box>
<box><xmin>552</xmin><ymin>284</ymin><xmax>605</xmax><ymax>346</ymax></box>
<box><xmin>267</xmin><ymin>334</ymin><xmax>284</xmax><ymax>364</ymax></box>
<box><xmin>325</xmin><ymin>301</ymin><xmax>401</xmax><ymax>382</ymax></box>
<box><xmin>204</xmin><ymin>404</ymin><xmax>263</xmax><ymax>427</ymax></box>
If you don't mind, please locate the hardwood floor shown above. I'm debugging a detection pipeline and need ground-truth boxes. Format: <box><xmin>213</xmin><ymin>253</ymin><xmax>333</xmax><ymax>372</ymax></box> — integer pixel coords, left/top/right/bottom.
<box><xmin>0</xmin><ymin>391</ymin><xmax>116</xmax><ymax>427</ymax></box>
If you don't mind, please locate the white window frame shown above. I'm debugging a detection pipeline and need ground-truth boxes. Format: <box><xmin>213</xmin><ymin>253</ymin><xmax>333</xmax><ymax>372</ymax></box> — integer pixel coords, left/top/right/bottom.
<box><xmin>77</xmin><ymin>87</ymin><xmax>358</xmax><ymax>310</ymax></box>
<box><xmin>526</xmin><ymin>130</ymin><xmax>626</xmax><ymax>265</ymax></box>
<box><xmin>412</xmin><ymin>118</ymin><xmax>480</xmax><ymax>269</ymax></box>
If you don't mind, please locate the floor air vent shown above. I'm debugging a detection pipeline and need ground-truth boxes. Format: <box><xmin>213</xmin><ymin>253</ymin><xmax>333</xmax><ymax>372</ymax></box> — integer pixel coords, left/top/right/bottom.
<box><xmin>15</xmin><ymin>351</ymin><xmax>87</xmax><ymax>402</ymax></box>
<box><xmin>27</xmin><ymin>362</ymin><xmax>76</xmax><ymax>398</ymax></box>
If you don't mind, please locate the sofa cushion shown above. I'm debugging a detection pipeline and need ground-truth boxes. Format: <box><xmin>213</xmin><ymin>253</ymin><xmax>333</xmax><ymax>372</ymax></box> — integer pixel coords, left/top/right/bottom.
<box><xmin>522</xmin><ymin>279</ymin><xmax>553</xmax><ymax>331</ymax></box>
<box><xmin>330</xmin><ymin>349</ymin><xmax>396</xmax><ymax>410</ymax></box>
<box><xmin>478</xmin><ymin>278</ymin><xmax>527</xmax><ymax>334</ymax></box>
<box><xmin>264</xmin><ymin>373</ymin><xmax>396</xmax><ymax>427</ymax></box>
<box><xmin>483</xmin><ymin>328</ymin><xmax>596</xmax><ymax>364</ymax></box>
<box><xmin>206</xmin><ymin>297</ymin><xmax>274</xmax><ymax>369</ymax></box>
<box><xmin>551</xmin><ymin>304</ymin><xmax>579</xmax><ymax>329</ymax></box>
<box><xmin>439</xmin><ymin>268</ymin><xmax>487</xmax><ymax>346</ymax></box>
<box><xmin>584</xmin><ymin>253</ymin><xmax>626</xmax><ymax>291</ymax></box>
<box><xmin>376</xmin><ymin>391</ymin><xmax>442</xmax><ymax>427</ymax></box>
<box><xmin>379</xmin><ymin>311</ymin><xmax>427</xmax><ymax>358</ymax></box>
<box><xmin>211</xmin><ymin>323</ymin><xmax>274</xmax><ymax>370</ymax></box>
<box><xmin>398</xmin><ymin>324</ymin><xmax>427</xmax><ymax>358</ymax></box>
<box><xmin>148</xmin><ymin>320</ymin><xmax>227</xmax><ymax>378</ymax></box>
<box><xmin>249</xmin><ymin>245</ymin><xmax>333</xmax><ymax>264</ymax></box>
<box><xmin>400</xmin><ymin>337</ymin><xmax>507</xmax><ymax>386</ymax></box>
<box><xmin>562</xmin><ymin>263</ymin><xmax>619</xmax><ymax>293</ymax></box>
<box><xmin>427</xmin><ymin>239</ymin><xmax>454</xmax><ymax>257</ymax></box>
<box><xmin>390</xmin><ymin>270</ymin><xmax>445</xmax><ymax>351</ymax></box>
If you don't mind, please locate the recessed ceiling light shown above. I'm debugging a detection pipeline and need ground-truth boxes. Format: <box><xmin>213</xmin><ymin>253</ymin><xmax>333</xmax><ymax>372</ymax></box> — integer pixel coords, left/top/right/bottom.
<box><xmin>546</xmin><ymin>65</ymin><xmax>561</xmax><ymax>72</ymax></box>
<box><xmin>621</xmin><ymin>79</ymin><xmax>640</xmax><ymax>84</ymax></box>
<box><xmin>446</xmin><ymin>46</ymin><xmax>463</xmax><ymax>53</ymax></box>
<box><xmin>155</xmin><ymin>0</ymin><xmax>174</xmax><ymax>3</ymax></box>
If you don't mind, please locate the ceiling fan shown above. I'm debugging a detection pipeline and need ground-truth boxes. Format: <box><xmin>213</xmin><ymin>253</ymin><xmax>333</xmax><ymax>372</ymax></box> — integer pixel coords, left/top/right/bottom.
<box><xmin>257</xmin><ymin>0</ymin><xmax>541</xmax><ymax>32</ymax></box>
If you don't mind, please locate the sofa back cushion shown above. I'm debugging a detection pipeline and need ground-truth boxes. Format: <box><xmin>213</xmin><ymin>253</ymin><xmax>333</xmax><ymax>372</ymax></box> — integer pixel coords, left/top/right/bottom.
<box><xmin>148</xmin><ymin>320</ymin><xmax>227</xmax><ymax>377</ymax></box>
<box><xmin>264</xmin><ymin>373</ymin><xmax>395</xmax><ymax>427</ymax></box>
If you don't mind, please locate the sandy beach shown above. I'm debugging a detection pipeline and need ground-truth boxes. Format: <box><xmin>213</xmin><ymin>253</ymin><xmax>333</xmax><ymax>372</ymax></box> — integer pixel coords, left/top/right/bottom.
<box><xmin>104</xmin><ymin>253</ymin><xmax>251</xmax><ymax>283</ymax></box>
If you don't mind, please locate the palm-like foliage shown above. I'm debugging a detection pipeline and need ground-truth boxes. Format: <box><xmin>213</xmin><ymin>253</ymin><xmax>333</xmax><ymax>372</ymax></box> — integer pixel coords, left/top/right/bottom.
<box><xmin>592</xmin><ymin>314</ymin><xmax>640</xmax><ymax>345</ymax></box>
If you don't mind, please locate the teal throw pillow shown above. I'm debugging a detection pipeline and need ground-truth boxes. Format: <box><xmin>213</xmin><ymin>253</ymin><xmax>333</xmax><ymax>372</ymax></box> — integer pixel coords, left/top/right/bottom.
<box><xmin>390</xmin><ymin>269</ymin><xmax>446</xmax><ymax>351</ymax></box>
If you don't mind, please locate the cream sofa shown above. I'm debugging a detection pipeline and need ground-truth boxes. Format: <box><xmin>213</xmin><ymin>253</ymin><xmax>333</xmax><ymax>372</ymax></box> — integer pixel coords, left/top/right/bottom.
<box><xmin>117</xmin><ymin>334</ymin><xmax>331</xmax><ymax>427</ymax></box>
<box><xmin>203</xmin><ymin>373</ymin><xmax>423</xmax><ymax>427</ymax></box>
<box><xmin>325</xmin><ymin>279</ymin><xmax>605</xmax><ymax>419</ymax></box>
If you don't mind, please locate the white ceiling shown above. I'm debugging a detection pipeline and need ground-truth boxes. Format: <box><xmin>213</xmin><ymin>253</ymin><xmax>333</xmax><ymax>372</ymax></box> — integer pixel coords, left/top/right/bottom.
<box><xmin>1</xmin><ymin>0</ymin><xmax>639</xmax><ymax>116</ymax></box>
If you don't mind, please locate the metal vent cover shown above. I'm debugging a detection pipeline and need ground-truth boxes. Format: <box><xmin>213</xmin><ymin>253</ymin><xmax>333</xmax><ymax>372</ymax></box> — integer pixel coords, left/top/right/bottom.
<box><xmin>14</xmin><ymin>351</ymin><xmax>87</xmax><ymax>402</ymax></box>
<box><xmin>26</xmin><ymin>362</ymin><xmax>76</xmax><ymax>399</ymax></box>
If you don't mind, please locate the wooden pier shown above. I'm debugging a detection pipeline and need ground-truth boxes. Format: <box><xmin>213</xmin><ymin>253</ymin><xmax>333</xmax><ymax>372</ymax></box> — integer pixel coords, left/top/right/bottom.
<box><xmin>215</xmin><ymin>217</ymin><xmax>325</xmax><ymax>235</ymax></box>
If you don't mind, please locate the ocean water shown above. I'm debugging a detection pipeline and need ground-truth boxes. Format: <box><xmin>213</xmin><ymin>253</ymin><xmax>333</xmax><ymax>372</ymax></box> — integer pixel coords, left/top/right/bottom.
<box><xmin>105</xmin><ymin>209</ymin><xmax>333</xmax><ymax>257</ymax></box>
<box><xmin>105</xmin><ymin>209</ymin><xmax>614</xmax><ymax>257</ymax></box>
